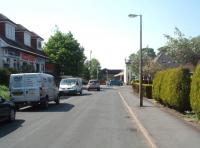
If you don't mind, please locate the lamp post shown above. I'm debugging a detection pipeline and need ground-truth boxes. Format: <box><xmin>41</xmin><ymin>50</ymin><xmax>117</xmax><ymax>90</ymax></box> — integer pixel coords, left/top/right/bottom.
<box><xmin>89</xmin><ymin>50</ymin><xmax>92</xmax><ymax>78</ymax></box>
<box><xmin>128</xmin><ymin>13</ymin><xmax>143</xmax><ymax>107</ymax></box>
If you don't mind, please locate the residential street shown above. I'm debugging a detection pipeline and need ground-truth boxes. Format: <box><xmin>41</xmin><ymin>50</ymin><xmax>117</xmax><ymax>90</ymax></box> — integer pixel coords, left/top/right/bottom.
<box><xmin>1</xmin><ymin>85</ymin><xmax>200</xmax><ymax>148</ymax></box>
<box><xmin>0</xmin><ymin>86</ymin><xmax>149</xmax><ymax>148</ymax></box>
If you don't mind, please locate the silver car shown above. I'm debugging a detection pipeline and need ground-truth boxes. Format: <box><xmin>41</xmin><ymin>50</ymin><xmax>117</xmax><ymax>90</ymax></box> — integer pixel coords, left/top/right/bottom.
<box><xmin>87</xmin><ymin>80</ymin><xmax>100</xmax><ymax>91</ymax></box>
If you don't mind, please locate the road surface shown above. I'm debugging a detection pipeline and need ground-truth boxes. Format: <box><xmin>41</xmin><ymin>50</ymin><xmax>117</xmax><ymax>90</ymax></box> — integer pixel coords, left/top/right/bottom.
<box><xmin>0</xmin><ymin>86</ymin><xmax>149</xmax><ymax>148</ymax></box>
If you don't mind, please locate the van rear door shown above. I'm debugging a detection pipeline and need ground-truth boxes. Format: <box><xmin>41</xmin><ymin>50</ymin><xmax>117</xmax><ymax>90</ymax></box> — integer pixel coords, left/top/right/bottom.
<box><xmin>11</xmin><ymin>74</ymin><xmax>40</xmax><ymax>102</ymax></box>
<box><xmin>23</xmin><ymin>74</ymin><xmax>40</xmax><ymax>101</ymax></box>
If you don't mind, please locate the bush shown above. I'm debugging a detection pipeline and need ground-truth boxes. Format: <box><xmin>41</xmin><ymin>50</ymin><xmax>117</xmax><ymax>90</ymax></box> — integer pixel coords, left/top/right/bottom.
<box><xmin>152</xmin><ymin>71</ymin><xmax>165</xmax><ymax>101</ymax></box>
<box><xmin>0</xmin><ymin>68</ymin><xmax>18</xmax><ymax>86</ymax></box>
<box><xmin>153</xmin><ymin>67</ymin><xmax>191</xmax><ymax>112</ymax></box>
<box><xmin>132</xmin><ymin>83</ymin><xmax>152</xmax><ymax>99</ymax></box>
<box><xmin>190</xmin><ymin>64</ymin><xmax>200</xmax><ymax>116</ymax></box>
<box><xmin>0</xmin><ymin>85</ymin><xmax>10</xmax><ymax>100</ymax></box>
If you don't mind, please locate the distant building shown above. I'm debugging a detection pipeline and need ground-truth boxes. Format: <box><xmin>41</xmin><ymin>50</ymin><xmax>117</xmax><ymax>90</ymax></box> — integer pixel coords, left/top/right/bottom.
<box><xmin>124</xmin><ymin>59</ymin><xmax>134</xmax><ymax>84</ymax></box>
<box><xmin>101</xmin><ymin>68</ymin><xmax>123</xmax><ymax>81</ymax></box>
<box><xmin>0</xmin><ymin>13</ymin><xmax>47</xmax><ymax>72</ymax></box>
<box><xmin>154</xmin><ymin>52</ymin><xmax>179</xmax><ymax>68</ymax></box>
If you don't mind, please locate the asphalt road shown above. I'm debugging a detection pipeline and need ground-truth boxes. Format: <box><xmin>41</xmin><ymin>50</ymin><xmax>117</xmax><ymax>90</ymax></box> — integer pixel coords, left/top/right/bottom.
<box><xmin>0</xmin><ymin>86</ymin><xmax>149</xmax><ymax>148</ymax></box>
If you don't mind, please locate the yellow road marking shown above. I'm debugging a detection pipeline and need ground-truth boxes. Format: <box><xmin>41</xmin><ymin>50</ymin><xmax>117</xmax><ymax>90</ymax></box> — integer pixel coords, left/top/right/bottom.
<box><xmin>118</xmin><ymin>91</ymin><xmax>157</xmax><ymax>148</ymax></box>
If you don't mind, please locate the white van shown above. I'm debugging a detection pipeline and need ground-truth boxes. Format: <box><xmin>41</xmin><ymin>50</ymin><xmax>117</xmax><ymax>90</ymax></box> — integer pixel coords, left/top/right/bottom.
<box><xmin>9</xmin><ymin>73</ymin><xmax>59</xmax><ymax>109</ymax></box>
<box><xmin>59</xmin><ymin>77</ymin><xmax>83</xmax><ymax>96</ymax></box>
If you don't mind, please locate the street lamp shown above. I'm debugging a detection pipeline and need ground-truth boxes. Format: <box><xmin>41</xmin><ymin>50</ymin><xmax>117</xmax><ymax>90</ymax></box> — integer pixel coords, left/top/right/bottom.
<box><xmin>128</xmin><ymin>13</ymin><xmax>143</xmax><ymax>107</ymax></box>
<box><xmin>89</xmin><ymin>50</ymin><xmax>92</xmax><ymax>78</ymax></box>
<box><xmin>96</xmin><ymin>66</ymin><xmax>100</xmax><ymax>80</ymax></box>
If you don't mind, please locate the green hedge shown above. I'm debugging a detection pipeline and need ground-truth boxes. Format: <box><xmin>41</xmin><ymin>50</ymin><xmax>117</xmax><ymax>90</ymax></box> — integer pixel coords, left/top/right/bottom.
<box><xmin>190</xmin><ymin>64</ymin><xmax>200</xmax><ymax>116</ymax></box>
<box><xmin>0</xmin><ymin>68</ymin><xmax>18</xmax><ymax>86</ymax></box>
<box><xmin>153</xmin><ymin>67</ymin><xmax>191</xmax><ymax>112</ymax></box>
<box><xmin>132</xmin><ymin>83</ymin><xmax>152</xmax><ymax>99</ymax></box>
<box><xmin>0</xmin><ymin>85</ymin><xmax>10</xmax><ymax>100</ymax></box>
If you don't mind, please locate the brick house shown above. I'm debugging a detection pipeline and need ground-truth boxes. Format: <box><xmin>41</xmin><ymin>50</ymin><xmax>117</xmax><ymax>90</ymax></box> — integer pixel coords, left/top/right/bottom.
<box><xmin>0</xmin><ymin>13</ymin><xmax>47</xmax><ymax>72</ymax></box>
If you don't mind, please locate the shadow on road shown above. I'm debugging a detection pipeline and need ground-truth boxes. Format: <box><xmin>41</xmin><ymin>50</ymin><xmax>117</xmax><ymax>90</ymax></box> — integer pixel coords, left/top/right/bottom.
<box><xmin>81</xmin><ymin>92</ymin><xmax>92</xmax><ymax>96</ymax></box>
<box><xmin>18</xmin><ymin>103</ymin><xmax>75</xmax><ymax>112</ymax></box>
<box><xmin>0</xmin><ymin>119</ymin><xmax>25</xmax><ymax>138</ymax></box>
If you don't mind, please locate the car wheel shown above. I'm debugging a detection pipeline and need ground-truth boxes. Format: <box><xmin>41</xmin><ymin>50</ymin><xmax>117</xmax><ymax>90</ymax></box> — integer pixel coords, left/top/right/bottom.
<box><xmin>15</xmin><ymin>104</ymin><xmax>20</xmax><ymax>111</ymax></box>
<box><xmin>97</xmin><ymin>88</ymin><xmax>100</xmax><ymax>91</ymax></box>
<box><xmin>9</xmin><ymin>108</ymin><xmax>16</xmax><ymax>121</ymax></box>
<box><xmin>80</xmin><ymin>90</ymin><xmax>82</xmax><ymax>95</ymax></box>
<box><xmin>41</xmin><ymin>99</ymin><xmax>49</xmax><ymax>109</ymax></box>
<box><xmin>55</xmin><ymin>96</ymin><xmax>60</xmax><ymax>105</ymax></box>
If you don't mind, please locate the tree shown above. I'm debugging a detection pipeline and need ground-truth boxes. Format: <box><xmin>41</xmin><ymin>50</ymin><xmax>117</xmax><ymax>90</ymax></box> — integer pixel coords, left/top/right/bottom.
<box><xmin>129</xmin><ymin>47</ymin><xmax>156</xmax><ymax>78</ymax></box>
<box><xmin>89</xmin><ymin>58</ymin><xmax>101</xmax><ymax>79</ymax></box>
<box><xmin>82</xmin><ymin>58</ymin><xmax>101</xmax><ymax>80</ymax></box>
<box><xmin>164</xmin><ymin>27</ymin><xmax>200</xmax><ymax>66</ymax></box>
<box><xmin>129</xmin><ymin>53</ymin><xmax>139</xmax><ymax>77</ymax></box>
<box><xmin>44</xmin><ymin>29</ymin><xmax>86</xmax><ymax>76</ymax></box>
<box><xmin>82</xmin><ymin>60</ymin><xmax>90</xmax><ymax>80</ymax></box>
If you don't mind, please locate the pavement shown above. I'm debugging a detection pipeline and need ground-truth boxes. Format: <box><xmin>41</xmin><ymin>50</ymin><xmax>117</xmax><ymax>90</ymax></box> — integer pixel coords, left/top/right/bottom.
<box><xmin>118</xmin><ymin>86</ymin><xmax>200</xmax><ymax>148</ymax></box>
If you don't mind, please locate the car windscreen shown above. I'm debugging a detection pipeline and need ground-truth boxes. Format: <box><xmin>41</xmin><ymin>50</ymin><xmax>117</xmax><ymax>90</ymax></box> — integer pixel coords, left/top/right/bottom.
<box><xmin>89</xmin><ymin>80</ymin><xmax>98</xmax><ymax>84</ymax></box>
<box><xmin>60</xmin><ymin>79</ymin><xmax>76</xmax><ymax>85</ymax></box>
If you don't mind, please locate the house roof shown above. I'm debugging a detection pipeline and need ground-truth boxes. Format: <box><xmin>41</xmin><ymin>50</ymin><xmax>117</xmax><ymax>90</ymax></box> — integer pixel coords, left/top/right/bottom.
<box><xmin>0</xmin><ymin>14</ymin><xmax>44</xmax><ymax>40</ymax></box>
<box><xmin>16</xmin><ymin>24</ymin><xmax>30</xmax><ymax>32</ymax></box>
<box><xmin>0</xmin><ymin>13</ymin><xmax>17</xmax><ymax>25</ymax></box>
<box><xmin>31</xmin><ymin>31</ymin><xmax>44</xmax><ymax>40</ymax></box>
<box><xmin>16</xmin><ymin>24</ymin><xmax>44</xmax><ymax>40</ymax></box>
<box><xmin>0</xmin><ymin>35</ymin><xmax>47</xmax><ymax>58</ymax></box>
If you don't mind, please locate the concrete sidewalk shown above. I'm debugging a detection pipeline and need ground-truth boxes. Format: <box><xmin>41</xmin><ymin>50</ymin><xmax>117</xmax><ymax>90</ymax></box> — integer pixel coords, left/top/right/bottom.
<box><xmin>119</xmin><ymin>86</ymin><xmax>200</xmax><ymax>148</ymax></box>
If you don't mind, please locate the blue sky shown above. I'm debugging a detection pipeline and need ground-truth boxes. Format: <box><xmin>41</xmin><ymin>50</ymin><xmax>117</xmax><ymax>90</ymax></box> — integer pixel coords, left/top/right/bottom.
<box><xmin>1</xmin><ymin>0</ymin><xmax>200</xmax><ymax>69</ymax></box>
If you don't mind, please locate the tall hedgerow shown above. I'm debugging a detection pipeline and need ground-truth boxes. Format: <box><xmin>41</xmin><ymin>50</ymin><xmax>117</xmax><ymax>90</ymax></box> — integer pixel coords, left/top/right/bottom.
<box><xmin>190</xmin><ymin>64</ymin><xmax>200</xmax><ymax>116</ymax></box>
<box><xmin>153</xmin><ymin>67</ymin><xmax>190</xmax><ymax>112</ymax></box>
<box><xmin>153</xmin><ymin>71</ymin><xmax>165</xmax><ymax>101</ymax></box>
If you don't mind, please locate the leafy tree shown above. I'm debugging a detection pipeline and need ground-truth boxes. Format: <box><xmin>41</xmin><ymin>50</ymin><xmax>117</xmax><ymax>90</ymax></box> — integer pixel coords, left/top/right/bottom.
<box><xmin>157</xmin><ymin>46</ymin><xmax>169</xmax><ymax>53</ymax></box>
<box><xmin>129</xmin><ymin>53</ymin><xmax>139</xmax><ymax>77</ymax></box>
<box><xmin>89</xmin><ymin>58</ymin><xmax>101</xmax><ymax>79</ymax></box>
<box><xmin>82</xmin><ymin>60</ymin><xmax>90</xmax><ymax>80</ymax></box>
<box><xmin>164</xmin><ymin>27</ymin><xmax>200</xmax><ymax>65</ymax></box>
<box><xmin>129</xmin><ymin>47</ymin><xmax>156</xmax><ymax>78</ymax></box>
<box><xmin>44</xmin><ymin>29</ymin><xmax>86</xmax><ymax>76</ymax></box>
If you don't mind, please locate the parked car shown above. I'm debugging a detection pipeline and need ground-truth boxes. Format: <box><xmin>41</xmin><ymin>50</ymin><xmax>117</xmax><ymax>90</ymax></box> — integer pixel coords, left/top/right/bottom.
<box><xmin>87</xmin><ymin>79</ymin><xmax>100</xmax><ymax>91</ymax></box>
<box><xmin>109</xmin><ymin>80</ymin><xmax>123</xmax><ymax>86</ymax></box>
<box><xmin>10</xmin><ymin>73</ymin><xmax>60</xmax><ymax>109</ymax></box>
<box><xmin>59</xmin><ymin>77</ymin><xmax>83</xmax><ymax>96</ymax></box>
<box><xmin>0</xmin><ymin>96</ymin><xmax>15</xmax><ymax>122</ymax></box>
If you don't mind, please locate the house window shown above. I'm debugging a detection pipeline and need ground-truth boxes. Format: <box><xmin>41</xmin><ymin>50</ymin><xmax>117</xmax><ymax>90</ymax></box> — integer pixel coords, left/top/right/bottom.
<box><xmin>37</xmin><ymin>39</ymin><xmax>42</xmax><ymax>50</ymax></box>
<box><xmin>24</xmin><ymin>32</ymin><xmax>31</xmax><ymax>46</ymax></box>
<box><xmin>5</xmin><ymin>23</ymin><xmax>15</xmax><ymax>41</ymax></box>
<box><xmin>3</xmin><ymin>58</ymin><xmax>10</xmax><ymax>68</ymax></box>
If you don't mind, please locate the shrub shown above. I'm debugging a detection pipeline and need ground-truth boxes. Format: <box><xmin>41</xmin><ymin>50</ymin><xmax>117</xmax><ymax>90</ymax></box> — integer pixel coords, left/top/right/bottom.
<box><xmin>0</xmin><ymin>85</ymin><xmax>10</xmax><ymax>100</ymax></box>
<box><xmin>0</xmin><ymin>68</ymin><xmax>18</xmax><ymax>86</ymax></box>
<box><xmin>0</xmin><ymin>68</ymin><xmax>10</xmax><ymax>86</ymax></box>
<box><xmin>132</xmin><ymin>83</ymin><xmax>152</xmax><ymax>99</ymax></box>
<box><xmin>152</xmin><ymin>71</ymin><xmax>165</xmax><ymax>101</ymax></box>
<box><xmin>190</xmin><ymin>64</ymin><xmax>200</xmax><ymax>116</ymax></box>
<box><xmin>153</xmin><ymin>67</ymin><xmax>191</xmax><ymax>112</ymax></box>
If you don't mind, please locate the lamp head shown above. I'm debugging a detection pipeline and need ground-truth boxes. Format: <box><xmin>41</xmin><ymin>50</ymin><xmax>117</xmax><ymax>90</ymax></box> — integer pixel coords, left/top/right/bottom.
<box><xmin>128</xmin><ymin>14</ymin><xmax>138</xmax><ymax>18</ymax></box>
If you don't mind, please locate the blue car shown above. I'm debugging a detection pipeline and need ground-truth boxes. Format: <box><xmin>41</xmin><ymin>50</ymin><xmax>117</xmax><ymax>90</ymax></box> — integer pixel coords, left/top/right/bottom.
<box><xmin>109</xmin><ymin>80</ymin><xmax>123</xmax><ymax>86</ymax></box>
